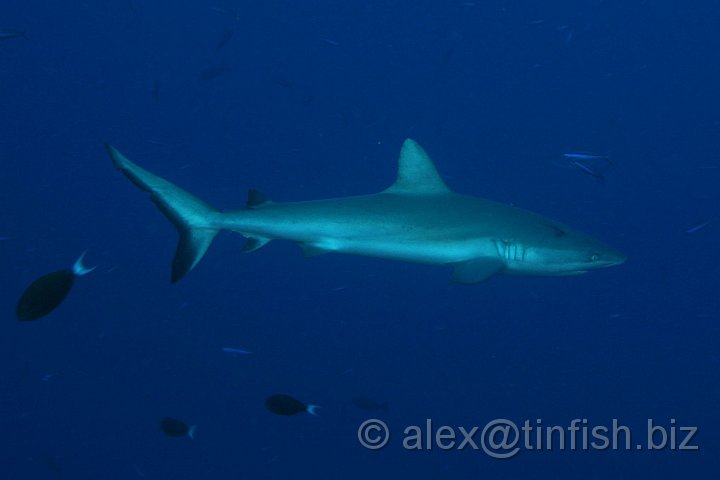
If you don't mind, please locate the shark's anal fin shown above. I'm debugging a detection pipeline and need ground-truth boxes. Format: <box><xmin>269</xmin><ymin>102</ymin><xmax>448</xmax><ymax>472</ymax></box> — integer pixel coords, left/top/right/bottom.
<box><xmin>451</xmin><ymin>258</ymin><xmax>504</xmax><ymax>284</ymax></box>
<box><xmin>383</xmin><ymin>139</ymin><xmax>451</xmax><ymax>195</ymax></box>
<box><xmin>241</xmin><ymin>236</ymin><xmax>271</xmax><ymax>253</ymax></box>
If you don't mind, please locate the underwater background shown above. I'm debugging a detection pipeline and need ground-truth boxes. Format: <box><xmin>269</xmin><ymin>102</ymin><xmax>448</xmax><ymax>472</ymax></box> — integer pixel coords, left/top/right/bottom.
<box><xmin>2</xmin><ymin>0</ymin><xmax>718</xmax><ymax>478</ymax></box>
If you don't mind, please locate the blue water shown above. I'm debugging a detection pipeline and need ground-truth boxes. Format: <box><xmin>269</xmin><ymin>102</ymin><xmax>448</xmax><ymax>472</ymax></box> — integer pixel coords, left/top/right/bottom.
<box><xmin>2</xmin><ymin>1</ymin><xmax>718</xmax><ymax>478</ymax></box>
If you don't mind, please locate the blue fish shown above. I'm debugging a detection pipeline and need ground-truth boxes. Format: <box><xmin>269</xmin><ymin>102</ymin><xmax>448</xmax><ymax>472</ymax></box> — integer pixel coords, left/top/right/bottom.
<box><xmin>562</xmin><ymin>153</ymin><xmax>609</xmax><ymax>161</ymax></box>
<box><xmin>570</xmin><ymin>160</ymin><xmax>604</xmax><ymax>180</ymax></box>
<box><xmin>222</xmin><ymin>346</ymin><xmax>253</xmax><ymax>355</ymax></box>
<box><xmin>559</xmin><ymin>153</ymin><xmax>612</xmax><ymax>181</ymax></box>
<box><xmin>686</xmin><ymin>218</ymin><xmax>715</xmax><ymax>234</ymax></box>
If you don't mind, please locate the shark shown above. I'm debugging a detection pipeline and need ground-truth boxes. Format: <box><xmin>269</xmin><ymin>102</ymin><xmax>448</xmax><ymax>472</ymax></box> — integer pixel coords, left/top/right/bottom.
<box><xmin>105</xmin><ymin>139</ymin><xmax>625</xmax><ymax>284</ymax></box>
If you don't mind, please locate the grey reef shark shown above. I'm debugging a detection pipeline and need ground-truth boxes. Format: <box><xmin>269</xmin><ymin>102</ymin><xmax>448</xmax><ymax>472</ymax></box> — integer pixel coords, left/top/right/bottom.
<box><xmin>105</xmin><ymin>139</ymin><xmax>625</xmax><ymax>284</ymax></box>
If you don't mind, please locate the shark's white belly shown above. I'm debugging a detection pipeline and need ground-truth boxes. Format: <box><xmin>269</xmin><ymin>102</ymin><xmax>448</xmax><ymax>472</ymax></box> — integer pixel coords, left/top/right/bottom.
<box><xmin>306</xmin><ymin>236</ymin><xmax>497</xmax><ymax>265</ymax></box>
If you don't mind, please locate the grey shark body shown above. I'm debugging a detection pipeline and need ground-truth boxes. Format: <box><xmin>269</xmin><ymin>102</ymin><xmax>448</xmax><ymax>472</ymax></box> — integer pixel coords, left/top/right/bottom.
<box><xmin>106</xmin><ymin>139</ymin><xmax>625</xmax><ymax>283</ymax></box>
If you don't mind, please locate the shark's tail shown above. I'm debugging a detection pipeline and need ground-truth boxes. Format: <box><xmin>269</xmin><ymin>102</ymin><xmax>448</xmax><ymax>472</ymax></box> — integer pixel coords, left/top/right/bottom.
<box><xmin>106</xmin><ymin>144</ymin><xmax>220</xmax><ymax>283</ymax></box>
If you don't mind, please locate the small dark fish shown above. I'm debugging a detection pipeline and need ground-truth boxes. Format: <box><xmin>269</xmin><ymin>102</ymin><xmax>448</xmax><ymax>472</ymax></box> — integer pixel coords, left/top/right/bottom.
<box><xmin>0</xmin><ymin>28</ymin><xmax>26</xmax><ymax>40</ymax></box>
<box><xmin>215</xmin><ymin>29</ymin><xmax>234</xmax><ymax>51</ymax></box>
<box><xmin>352</xmin><ymin>396</ymin><xmax>388</xmax><ymax>412</ymax></box>
<box><xmin>200</xmin><ymin>66</ymin><xmax>231</xmax><ymax>81</ymax></box>
<box><xmin>265</xmin><ymin>394</ymin><xmax>319</xmax><ymax>416</ymax></box>
<box><xmin>160</xmin><ymin>417</ymin><xmax>196</xmax><ymax>438</ymax></box>
<box><xmin>16</xmin><ymin>252</ymin><xmax>95</xmax><ymax>321</ymax></box>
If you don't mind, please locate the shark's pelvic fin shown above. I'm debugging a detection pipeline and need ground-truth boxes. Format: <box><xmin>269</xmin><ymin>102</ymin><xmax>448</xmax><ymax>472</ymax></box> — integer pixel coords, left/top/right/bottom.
<box><xmin>106</xmin><ymin>144</ymin><xmax>220</xmax><ymax>283</ymax></box>
<box><xmin>384</xmin><ymin>138</ymin><xmax>451</xmax><ymax>195</ymax></box>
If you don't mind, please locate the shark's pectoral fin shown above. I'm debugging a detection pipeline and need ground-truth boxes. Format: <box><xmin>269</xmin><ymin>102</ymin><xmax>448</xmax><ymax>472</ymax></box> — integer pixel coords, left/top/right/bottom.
<box><xmin>451</xmin><ymin>258</ymin><xmax>504</xmax><ymax>284</ymax></box>
<box><xmin>299</xmin><ymin>243</ymin><xmax>331</xmax><ymax>257</ymax></box>
<box><xmin>241</xmin><ymin>235</ymin><xmax>271</xmax><ymax>253</ymax></box>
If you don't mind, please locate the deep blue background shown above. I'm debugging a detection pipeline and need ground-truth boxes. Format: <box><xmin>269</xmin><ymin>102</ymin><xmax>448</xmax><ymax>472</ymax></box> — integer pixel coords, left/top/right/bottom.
<box><xmin>2</xmin><ymin>1</ymin><xmax>718</xmax><ymax>478</ymax></box>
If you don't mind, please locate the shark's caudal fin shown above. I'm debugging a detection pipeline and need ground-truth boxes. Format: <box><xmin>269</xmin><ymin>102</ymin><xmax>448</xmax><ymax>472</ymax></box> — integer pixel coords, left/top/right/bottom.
<box><xmin>105</xmin><ymin>145</ymin><xmax>220</xmax><ymax>283</ymax></box>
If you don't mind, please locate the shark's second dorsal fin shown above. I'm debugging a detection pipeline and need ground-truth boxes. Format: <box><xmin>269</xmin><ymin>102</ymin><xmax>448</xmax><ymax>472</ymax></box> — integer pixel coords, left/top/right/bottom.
<box><xmin>384</xmin><ymin>139</ymin><xmax>451</xmax><ymax>195</ymax></box>
<box><xmin>247</xmin><ymin>189</ymin><xmax>271</xmax><ymax>208</ymax></box>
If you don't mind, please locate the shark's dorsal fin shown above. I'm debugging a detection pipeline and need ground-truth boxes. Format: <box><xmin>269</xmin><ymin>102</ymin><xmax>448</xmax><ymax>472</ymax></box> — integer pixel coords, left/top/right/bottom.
<box><xmin>384</xmin><ymin>139</ymin><xmax>451</xmax><ymax>195</ymax></box>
